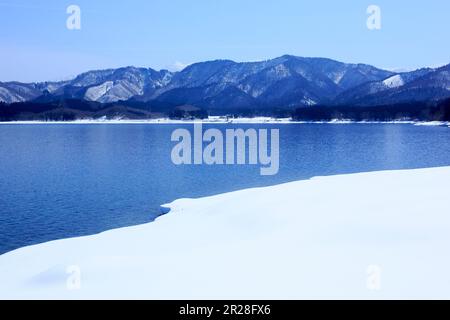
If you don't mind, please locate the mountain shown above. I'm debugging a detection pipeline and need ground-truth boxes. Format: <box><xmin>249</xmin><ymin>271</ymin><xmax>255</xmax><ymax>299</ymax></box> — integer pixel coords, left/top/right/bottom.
<box><xmin>43</xmin><ymin>67</ymin><xmax>173</xmax><ymax>103</ymax></box>
<box><xmin>334</xmin><ymin>65</ymin><xmax>450</xmax><ymax>106</ymax></box>
<box><xmin>152</xmin><ymin>55</ymin><xmax>394</xmax><ymax>108</ymax></box>
<box><xmin>0</xmin><ymin>81</ymin><xmax>69</xmax><ymax>103</ymax></box>
<box><xmin>0</xmin><ymin>56</ymin><xmax>449</xmax><ymax>109</ymax></box>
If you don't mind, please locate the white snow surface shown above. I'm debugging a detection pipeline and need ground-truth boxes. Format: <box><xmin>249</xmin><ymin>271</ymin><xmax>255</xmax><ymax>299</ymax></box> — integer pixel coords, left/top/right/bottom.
<box><xmin>84</xmin><ymin>81</ymin><xmax>114</xmax><ymax>101</ymax></box>
<box><xmin>0</xmin><ymin>87</ymin><xmax>24</xmax><ymax>103</ymax></box>
<box><xmin>382</xmin><ymin>75</ymin><xmax>405</xmax><ymax>88</ymax></box>
<box><xmin>3</xmin><ymin>117</ymin><xmax>440</xmax><ymax>125</ymax></box>
<box><xmin>0</xmin><ymin>167</ymin><xmax>450</xmax><ymax>299</ymax></box>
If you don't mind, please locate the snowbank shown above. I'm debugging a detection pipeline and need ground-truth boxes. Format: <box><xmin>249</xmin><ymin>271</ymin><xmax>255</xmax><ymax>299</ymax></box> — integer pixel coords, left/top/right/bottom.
<box><xmin>414</xmin><ymin>121</ymin><xmax>450</xmax><ymax>127</ymax></box>
<box><xmin>2</xmin><ymin>118</ymin><xmax>447</xmax><ymax>125</ymax></box>
<box><xmin>0</xmin><ymin>117</ymin><xmax>295</xmax><ymax>125</ymax></box>
<box><xmin>1</xmin><ymin>167</ymin><xmax>450</xmax><ymax>299</ymax></box>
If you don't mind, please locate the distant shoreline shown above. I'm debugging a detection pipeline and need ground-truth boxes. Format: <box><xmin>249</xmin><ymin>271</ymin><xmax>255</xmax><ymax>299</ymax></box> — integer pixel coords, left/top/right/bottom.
<box><xmin>0</xmin><ymin>117</ymin><xmax>449</xmax><ymax>127</ymax></box>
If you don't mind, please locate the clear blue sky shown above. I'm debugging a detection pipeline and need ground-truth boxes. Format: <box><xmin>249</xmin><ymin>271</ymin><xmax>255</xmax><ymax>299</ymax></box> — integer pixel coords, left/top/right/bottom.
<box><xmin>0</xmin><ymin>0</ymin><xmax>449</xmax><ymax>82</ymax></box>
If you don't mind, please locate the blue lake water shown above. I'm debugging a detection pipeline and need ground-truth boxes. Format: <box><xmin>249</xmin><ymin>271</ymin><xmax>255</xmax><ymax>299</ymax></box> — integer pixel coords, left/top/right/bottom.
<box><xmin>0</xmin><ymin>123</ymin><xmax>450</xmax><ymax>254</ymax></box>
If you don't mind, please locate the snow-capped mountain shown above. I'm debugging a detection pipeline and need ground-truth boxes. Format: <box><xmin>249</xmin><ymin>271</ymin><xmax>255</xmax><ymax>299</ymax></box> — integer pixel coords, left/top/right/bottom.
<box><xmin>383</xmin><ymin>75</ymin><xmax>405</xmax><ymax>88</ymax></box>
<box><xmin>45</xmin><ymin>67</ymin><xmax>173</xmax><ymax>103</ymax></box>
<box><xmin>1</xmin><ymin>56</ymin><xmax>449</xmax><ymax>108</ymax></box>
<box><xmin>334</xmin><ymin>65</ymin><xmax>450</xmax><ymax>106</ymax></box>
<box><xmin>149</xmin><ymin>55</ymin><xmax>394</xmax><ymax>108</ymax></box>
<box><xmin>0</xmin><ymin>81</ymin><xmax>69</xmax><ymax>104</ymax></box>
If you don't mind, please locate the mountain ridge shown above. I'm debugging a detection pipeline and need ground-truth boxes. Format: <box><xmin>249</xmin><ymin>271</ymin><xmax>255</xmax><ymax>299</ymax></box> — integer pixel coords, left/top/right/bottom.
<box><xmin>1</xmin><ymin>55</ymin><xmax>449</xmax><ymax>109</ymax></box>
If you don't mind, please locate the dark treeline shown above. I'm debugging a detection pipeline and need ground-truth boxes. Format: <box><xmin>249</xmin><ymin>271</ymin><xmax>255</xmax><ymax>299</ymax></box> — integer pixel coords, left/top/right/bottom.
<box><xmin>292</xmin><ymin>99</ymin><xmax>450</xmax><ymax>122</ymax></box>
<box><xmin>0</xmin><ymin>99</ymin><xmax>178</xmax><ymax>121</ymax></box>
<box><xmin>1</xmin><ymin>98</ymin><xmax>450</xmax><ymax>122</ymax></box>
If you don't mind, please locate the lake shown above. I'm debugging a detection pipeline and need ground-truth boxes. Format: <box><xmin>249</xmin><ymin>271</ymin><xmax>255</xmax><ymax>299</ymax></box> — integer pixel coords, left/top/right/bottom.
<box><xmin>0</xmin><ymin>123</ymin><xmax>449</xmax><ymax>254</ymax></box>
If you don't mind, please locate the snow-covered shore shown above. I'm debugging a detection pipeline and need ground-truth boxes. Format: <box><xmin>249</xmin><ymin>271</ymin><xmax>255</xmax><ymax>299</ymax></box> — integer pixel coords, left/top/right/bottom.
<box><xmin>0</xmin><ymin>117</ymin><xmax>449</xmax><ymax>126</ymax></box>
<box><xmin>1</xmin><ymin>167</ymin><xmax>450</xmax><ymax>299</ymax></box>
<box><xmin>0</xmin><ymin>117</ymin><xmax>294</xmax><ymax>125</ymax></box>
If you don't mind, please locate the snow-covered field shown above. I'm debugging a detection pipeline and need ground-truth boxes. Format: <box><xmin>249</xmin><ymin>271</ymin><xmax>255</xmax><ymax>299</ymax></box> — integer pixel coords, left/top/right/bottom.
<box><xmin>0</xmin><ymin>117</ymin><xmax>296</xmax><ymax>125</ymax></box>
<box><xmin>2</xmin><ymin>117</ymin><xmax>448</xmax><ymax>126</ymax></box>
<box><xmin>0</xmin><ymin>167</ymin><xmax>450</xmax><ymax>299</ymax></box>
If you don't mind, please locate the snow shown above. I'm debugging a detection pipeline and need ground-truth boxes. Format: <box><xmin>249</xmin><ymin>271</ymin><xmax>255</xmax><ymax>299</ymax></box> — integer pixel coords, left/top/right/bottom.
<box><xmin>0</xmin><ymin>117</ymin><xmax>297</xmax><ymax>125</ymax></box>
<box><xmin>270</xmin><ymin>64</ymin><xmax>291</xmax><ymax>79</ymax></box>
<box><xmin>382</xmin><ymin>75</ymin><xmax>405</xmax><ymax>88</ymax></box>
<box><xmin>84</xmin><ymin>81</ymin><xmax>114</xmax><ymax>101</ymax></box>
<box><xmin>1</xmin><ymin>117</ymin><xmax>437</xmax><ymax>125</ymax></box>
<box><xmin>301</xmin><ymin>97</ymin><xmax>317</xmax><ymax>106</ymax></box>
<box><xmin>98</xmin><ymin>82</ymin><xmax>139</xmax><ymax>103</ymax></box>
<box><xmin>414</xmin><ymin>121</ymin><xmax>450</xmax><ymax>127</ymax></box>
<box><xmin>0</xmin><ymin>87</ymin><xmax>18</xmax><ymax>103</ymax></box>
<box><xmin>0</xmin><ymin>87</ymin><xmax>27</xmax><ymax>103</ymax></box>
<box><xmin>157</xmin><ymin>72</ymin><xmax>174</xmax><ymax>87</ymax></box>
<box><xmin>331</xmin><ymin>71</ymin><xmax>346</xmax><ymax>84</ymax></box>
<box><xmin>0</xmin><ymin>167</ymin><xmax>450</xmax><ymax>299</ymax></box>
